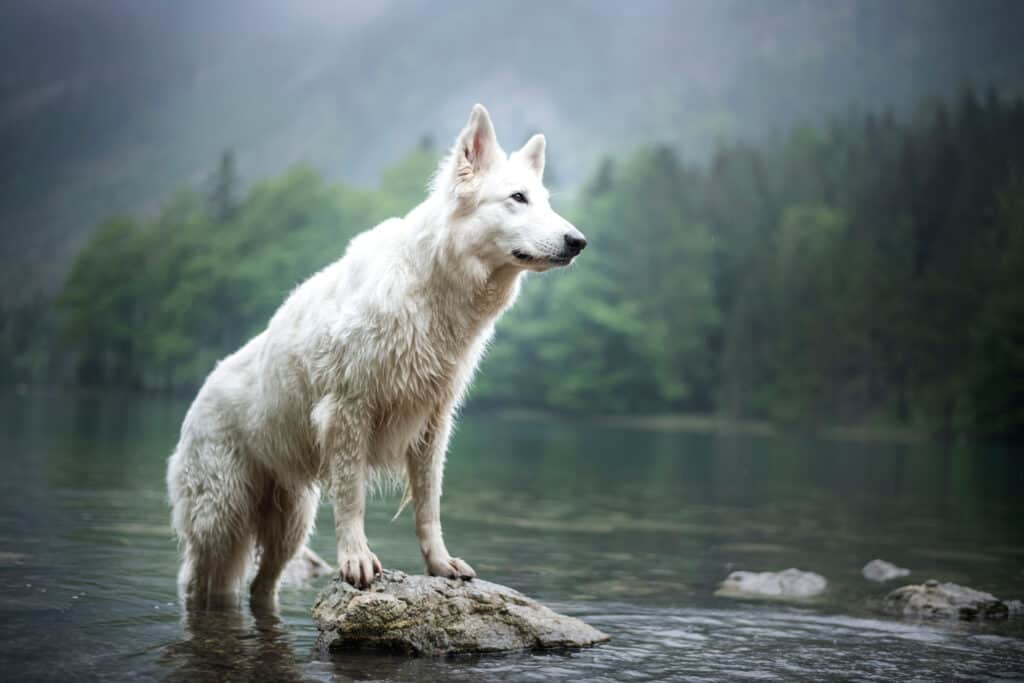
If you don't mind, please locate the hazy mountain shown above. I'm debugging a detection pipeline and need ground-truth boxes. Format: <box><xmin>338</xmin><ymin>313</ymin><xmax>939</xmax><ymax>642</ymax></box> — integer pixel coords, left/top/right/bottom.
<box><xmin>2</xmin><ymin>0</ymin><xmax>1023</xmax><ymax>303</ymax></box>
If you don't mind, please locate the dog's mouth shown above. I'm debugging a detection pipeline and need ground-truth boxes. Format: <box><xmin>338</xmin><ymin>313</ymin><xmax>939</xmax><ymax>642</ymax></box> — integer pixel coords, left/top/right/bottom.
<box><xmin>512</xmin><ymin>250</ymin><xmax>574</xmax><ymax>267</ymax></box>
<box><xmin>511</xmin><ymin>249</ymin><xmax>534</xmax><ymax>262</ymax></box>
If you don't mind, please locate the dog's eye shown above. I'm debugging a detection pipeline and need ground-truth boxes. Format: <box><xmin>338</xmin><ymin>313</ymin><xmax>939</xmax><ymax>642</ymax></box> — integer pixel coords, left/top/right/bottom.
<box><xmin>510</xmin><ymin>192</ymin><xmax>528</xmax><ymax>204</ymax></box>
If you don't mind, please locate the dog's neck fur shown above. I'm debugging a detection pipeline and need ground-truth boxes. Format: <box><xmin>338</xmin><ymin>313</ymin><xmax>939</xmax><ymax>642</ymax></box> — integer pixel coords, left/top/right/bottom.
<box><xmin>408</xmin><ymin>198</ymin><xmax>523</xmax><ymax>340</ymax></box>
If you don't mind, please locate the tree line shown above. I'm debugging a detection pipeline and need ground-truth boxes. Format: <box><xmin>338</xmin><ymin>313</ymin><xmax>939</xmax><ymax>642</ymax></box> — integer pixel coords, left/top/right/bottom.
<box><xmin>3</xmin><ymin>91</ymin><xmax>1023</xmax><ymax>441</ymax></box>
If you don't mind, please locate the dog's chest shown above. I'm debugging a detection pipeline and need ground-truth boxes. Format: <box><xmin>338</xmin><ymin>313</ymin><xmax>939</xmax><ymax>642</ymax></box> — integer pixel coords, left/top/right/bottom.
<box><xmin>379</xmin><ymin>313</ymin><xmax>478</xmax><ymax>407</ymax></box>
<box><xmin>336</xmin><ymin>267</ymin><xmax>519</xmax><ymax>420</ymax></box>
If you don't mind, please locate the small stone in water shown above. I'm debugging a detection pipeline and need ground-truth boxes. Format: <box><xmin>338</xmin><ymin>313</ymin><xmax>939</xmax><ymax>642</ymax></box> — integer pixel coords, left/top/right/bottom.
<box><xmin>716</xmin><ymin>568</ymin><xmax>827</xmax><ymax>599</ymax></box>
<box><xmin>280</xmin><ymin>546</ymin><xmax>333</xmax><ymax>588</ymax></box>
<box><xmin>883</xmin><ymin>580</ymin><xmax>1010</xmax><ymax>620</ymax></box>
<box><xmin>862</xmin><ymin>559</ymin><xmax>910</xmax><ymax>582</ymax></box>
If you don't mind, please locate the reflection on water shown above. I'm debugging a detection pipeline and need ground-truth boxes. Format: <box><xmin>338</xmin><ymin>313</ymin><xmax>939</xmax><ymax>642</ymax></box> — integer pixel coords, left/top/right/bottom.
<box><xmin>162</xmin><ymin>607</ymin><xmax>303</xmax><ymax>683</ymax></box>
<box><xmin>0</xmin><ymin>391</ymin><xmax>1021</xmax><ymax>681</ymax></box>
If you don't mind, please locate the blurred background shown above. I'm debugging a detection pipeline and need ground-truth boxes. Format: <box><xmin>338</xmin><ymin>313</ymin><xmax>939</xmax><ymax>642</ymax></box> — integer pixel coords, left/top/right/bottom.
<box><xmin>3</xmin><ymin>0</ymin><xmax>1024</xmax><ymax>440</ymax></box>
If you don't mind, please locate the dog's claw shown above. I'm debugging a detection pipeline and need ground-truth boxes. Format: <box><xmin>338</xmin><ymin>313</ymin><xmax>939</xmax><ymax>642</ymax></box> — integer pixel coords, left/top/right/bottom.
<box><xmin>427</xmin><ymin>556</ymin><xmax>476</xmax><ymax>580</ymax></box>
<box><xmin>449</xmin><ymin>557</ymin><xmax>476</xmax><ymax>580</ymax></box>
<box><xmin>339</xmin><ymin>550</ymin><xmax>382</xmax><ymax>589</ymax></box>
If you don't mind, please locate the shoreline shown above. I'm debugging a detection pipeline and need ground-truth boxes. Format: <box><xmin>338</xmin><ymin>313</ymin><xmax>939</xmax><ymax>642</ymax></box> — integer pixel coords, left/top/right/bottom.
<box><xmin>484</xmin><ymin>407</ymin><xmax>930</xmax><ymax>445</ymax></box>
<box><xmin>5</xmin><ymin>383</ymin><xmax>932</xmax><ymax>446</ymax></box>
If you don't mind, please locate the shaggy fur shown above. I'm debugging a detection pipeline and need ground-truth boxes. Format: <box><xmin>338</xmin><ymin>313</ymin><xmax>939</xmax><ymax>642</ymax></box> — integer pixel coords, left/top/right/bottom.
<box><xmin>166</xmin><ymin>104</ymin><xmax>586</xmax><ymax>607</ymax></box>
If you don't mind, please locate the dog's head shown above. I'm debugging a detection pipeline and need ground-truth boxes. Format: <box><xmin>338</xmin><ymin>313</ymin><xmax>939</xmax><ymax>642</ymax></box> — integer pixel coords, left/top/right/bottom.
<box><xmin>433</xmin><ymin>104</ymin><xmax>586</xmax><ymax>272</ymax></box>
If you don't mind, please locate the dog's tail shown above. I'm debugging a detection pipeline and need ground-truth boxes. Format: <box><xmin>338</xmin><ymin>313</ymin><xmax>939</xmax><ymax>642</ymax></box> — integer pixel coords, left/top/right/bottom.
<box><xmin>391</xmin><ymin>483</ymin><xmax>412</xmax><ymax>522</ymax></box>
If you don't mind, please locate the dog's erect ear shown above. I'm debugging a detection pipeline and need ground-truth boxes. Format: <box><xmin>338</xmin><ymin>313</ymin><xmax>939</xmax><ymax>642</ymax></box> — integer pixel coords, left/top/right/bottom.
<box><xmin>454</xmin><ymin>104</ymin><xmax>500</xmax><ymax>184</ymax></box>
<box><xmin>513</xmin><ymin>133</ymin><xmax>545</xmax><ymax>179</ymax></box>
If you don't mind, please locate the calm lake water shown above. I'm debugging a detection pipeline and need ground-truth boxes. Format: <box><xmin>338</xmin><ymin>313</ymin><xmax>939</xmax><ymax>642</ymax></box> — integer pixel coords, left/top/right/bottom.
<box><xmin>0</xmin><ymin>390</ymin><xmax>1022</xmax><ymax>681</ymax></box>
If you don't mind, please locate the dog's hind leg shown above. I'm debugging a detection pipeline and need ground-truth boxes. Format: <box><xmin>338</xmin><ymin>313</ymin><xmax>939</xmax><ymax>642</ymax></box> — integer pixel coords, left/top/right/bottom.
<box><xmin>249</xmin><ymin>482</ymin><xmax>319</xmax><ymax>607</ymax></box>
<box><xmin>169</xmin><ymin>440</ymin><xmax>257</xmax><ymax>609</ymax></box>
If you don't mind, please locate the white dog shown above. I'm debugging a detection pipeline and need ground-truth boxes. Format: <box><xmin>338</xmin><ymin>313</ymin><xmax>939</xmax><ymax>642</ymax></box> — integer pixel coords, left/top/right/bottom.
<box><xmin>167</xmin><ymin>104</ymin><xmax>586</xmax><ymax>607</ymax></box>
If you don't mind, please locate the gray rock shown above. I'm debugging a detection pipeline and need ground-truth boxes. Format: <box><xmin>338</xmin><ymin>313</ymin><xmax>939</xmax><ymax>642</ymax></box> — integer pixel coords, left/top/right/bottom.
<box><xmin>862</xmin><ymin>559</ymin><xmax>910</xmax><ymax>582</ymax></box>
<box><xmin>1007</xmin><ymin>599</ymin><xmax>1024</xmax><ymax>616</ymax></box>
<box><xmin>883</xmin><ymin>579</ymin><xmax>1010</xmax><ymax>620</ymax></box>
<box><xmin>279</xmin><ymin>546</ymin><xmax>333</xmax><ymax>588</ymax></box>
<box><xmin>312</xmin><ymin>569</ymin><xmax>610</xmax><ymax>655</ymax></box>
<box><xmin>715</xmin><ymin>568</ymin><xmax>827</xmax><ymax>599</ymax></box>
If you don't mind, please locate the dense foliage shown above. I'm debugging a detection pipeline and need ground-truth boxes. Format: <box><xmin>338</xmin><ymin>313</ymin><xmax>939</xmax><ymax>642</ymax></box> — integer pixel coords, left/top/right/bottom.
<box><xmin>4</xmin><ymin>92</ymin><xmax>1023</xmax><ymax>440</ymax></box>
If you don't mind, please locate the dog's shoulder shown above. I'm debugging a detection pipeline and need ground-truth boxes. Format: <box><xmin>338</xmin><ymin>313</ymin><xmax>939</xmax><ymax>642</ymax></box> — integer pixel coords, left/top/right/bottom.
<box><xmin>279</xmin><ymin>216</ymin><xmax>409</xmax><ymax>311</ymax></box>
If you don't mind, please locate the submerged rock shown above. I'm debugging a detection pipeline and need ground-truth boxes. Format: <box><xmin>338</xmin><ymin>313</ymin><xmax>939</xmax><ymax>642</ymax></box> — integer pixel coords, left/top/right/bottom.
<box><xmin>862</xmin><ymin>559</ymin><xmax>910</xmax><ymax>582</ymax></box>
<box><xmin>883</xmin><ymin>579</ymin><xmax>1010</xmax><ymax>620</ymax></box>
<box><xmin>312</xmin><ymin>569</ymin><xmax>610</xmax><ymax>655</ymax></box>
<box><xmin>716</xmin><ymin>568</ymin><xmax>827</xmax><ymax>599</ymax></box>
<box><xmin>279</xmin><ymin>546</ymin><xmax>333</xmax><ymax>588</ymax></box>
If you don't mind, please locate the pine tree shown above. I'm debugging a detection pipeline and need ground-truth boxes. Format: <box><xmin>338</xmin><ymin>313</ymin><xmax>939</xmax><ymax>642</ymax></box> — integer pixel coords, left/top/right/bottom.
<box><xmin>208</xmin><ymin>148</ymin><xmax>239</xmax><ymax>223</ymax></box>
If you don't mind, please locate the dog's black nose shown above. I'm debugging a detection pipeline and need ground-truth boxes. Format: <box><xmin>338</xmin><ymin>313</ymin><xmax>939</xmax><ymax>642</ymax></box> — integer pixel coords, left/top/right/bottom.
<box><xmin>564</xmin><ymin>231</ymin><xmax>587</xmax><ymax>255</ymax></box>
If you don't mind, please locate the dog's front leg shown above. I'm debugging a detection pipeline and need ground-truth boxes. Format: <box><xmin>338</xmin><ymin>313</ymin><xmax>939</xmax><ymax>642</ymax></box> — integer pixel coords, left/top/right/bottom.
<box><xmin>316</xmin><ymin>397</ymin><xmax>382</xmax><ymax>589</ymax></box>
<box><xmin>407</xmin><ymin>411</ymin><xmax>475</xmax><ymax>580</ymax></box>
<box><xmin>331</xmin><ymin>452</ymin><xmax>382</xmax><ymax>588</ymax></box>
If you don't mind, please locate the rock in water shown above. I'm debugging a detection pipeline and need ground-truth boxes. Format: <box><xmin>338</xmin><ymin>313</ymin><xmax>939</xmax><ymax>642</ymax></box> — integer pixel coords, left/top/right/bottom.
<box><xmin>313</xmin><ymin>570</ymin><xmax>610</xmax><ymax>655</ymax></box>
<box><xmin>279</xmin><ymin>546</ymin><xmax>333</xmax><ymax>588</ymax></box>
<box><xmin>883</xmin><ymin>579</ymin><xmax>1010</xmax><ymax>620</ymax></box>
<box><xmin>715</xmin><ymin>568</ymin><xmax>827</xmax><ymax>599</ymax></box>
<box><xmin>862</xmin><ymin>559</ymin><xmax>910</xmax><ymax>582</ymax></box>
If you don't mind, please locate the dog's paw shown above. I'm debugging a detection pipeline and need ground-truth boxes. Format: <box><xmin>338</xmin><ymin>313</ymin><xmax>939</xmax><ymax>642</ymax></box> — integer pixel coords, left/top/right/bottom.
<box><xmin>426</xmin><ymin>555</ymin><xmax>476</xmax><ymax>581</ymax></box>
<box><xmin>337</xmin><ymin>550</ymin><xmax>382</xmax><ymax>589</ymax></box>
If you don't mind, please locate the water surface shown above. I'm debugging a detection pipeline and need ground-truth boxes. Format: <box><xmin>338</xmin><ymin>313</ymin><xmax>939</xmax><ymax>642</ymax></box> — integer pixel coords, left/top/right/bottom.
<box><xmin>1</xmin><ymin>391</ymin><xmax>1022</xmax><ymax>681</ymax></box>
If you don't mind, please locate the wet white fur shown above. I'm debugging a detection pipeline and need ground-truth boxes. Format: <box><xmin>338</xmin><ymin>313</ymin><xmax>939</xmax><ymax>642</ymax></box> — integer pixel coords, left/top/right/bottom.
<box><xmin>166</xmin><ymin>104</ymin><xmax>582</xmax><ymax>607</ymax></box>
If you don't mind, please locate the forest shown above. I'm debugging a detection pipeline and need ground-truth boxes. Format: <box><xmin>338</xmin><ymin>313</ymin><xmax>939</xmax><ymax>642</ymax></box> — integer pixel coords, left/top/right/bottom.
<box><xmin>3</xmin><ymin>90</ymin><xmax>1023</xmax><ymax>441</ymax></box>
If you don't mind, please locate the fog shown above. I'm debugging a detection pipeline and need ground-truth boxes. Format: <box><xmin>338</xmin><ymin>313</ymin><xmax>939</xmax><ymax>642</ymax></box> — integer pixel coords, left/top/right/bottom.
<box><xmin>2</xmin><ymin>1</ymin><xmax>1022</xmax><ymax>296</ymax></box>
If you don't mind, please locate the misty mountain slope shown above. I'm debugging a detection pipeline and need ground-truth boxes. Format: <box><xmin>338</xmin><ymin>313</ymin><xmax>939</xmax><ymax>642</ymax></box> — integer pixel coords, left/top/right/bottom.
<box><xmin>1</xmin><ymin>0</ymin><xmax>1022</xmax><ymax>303</ymax></box>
